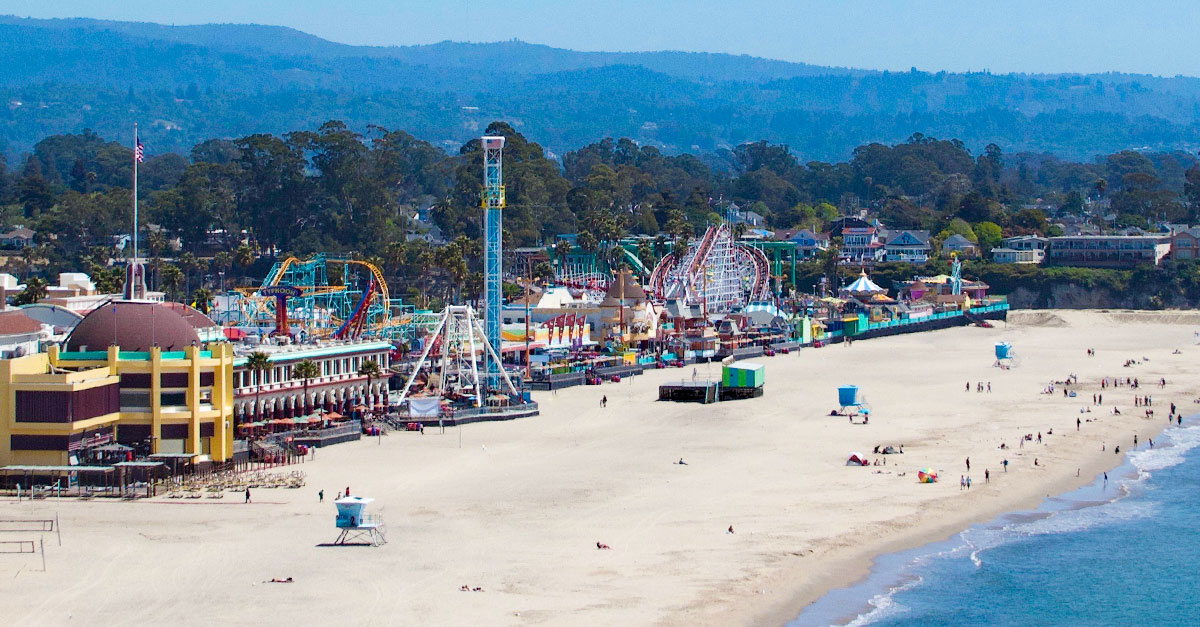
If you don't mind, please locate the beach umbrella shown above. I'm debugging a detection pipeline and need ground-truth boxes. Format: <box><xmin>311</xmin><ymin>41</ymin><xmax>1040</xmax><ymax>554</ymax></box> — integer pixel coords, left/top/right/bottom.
<box><xmin>917</xmin><ymin>468</ymin><xmax>939</xmax><ymax>483</ymax></box>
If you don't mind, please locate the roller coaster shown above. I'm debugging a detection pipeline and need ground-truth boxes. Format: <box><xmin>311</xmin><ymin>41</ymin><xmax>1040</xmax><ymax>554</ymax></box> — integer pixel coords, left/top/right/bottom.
<box><xmin>648</xmin><ymin>224</ymin><xmax>771</xmax><ymax>314</ymax></box>
<box><xmin>226</xmin><ymin>254</ymin><xmax>440</xmax><ymax>341</ymax></box>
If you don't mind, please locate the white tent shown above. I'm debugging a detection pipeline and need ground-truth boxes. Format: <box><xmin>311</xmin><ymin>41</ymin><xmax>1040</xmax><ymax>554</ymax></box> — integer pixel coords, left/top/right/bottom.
<box><xmin>844</xmin><ymin>272</ymin><xmax>884</xmax><ymax>294</ymax></box>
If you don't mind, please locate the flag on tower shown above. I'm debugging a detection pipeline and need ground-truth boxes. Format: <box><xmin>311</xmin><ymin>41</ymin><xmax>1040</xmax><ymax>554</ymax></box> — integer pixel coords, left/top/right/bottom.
<box><xmin>135</xmin><ymin>137</ymin><xmax>145</xmax><ymax>163</ymax></box>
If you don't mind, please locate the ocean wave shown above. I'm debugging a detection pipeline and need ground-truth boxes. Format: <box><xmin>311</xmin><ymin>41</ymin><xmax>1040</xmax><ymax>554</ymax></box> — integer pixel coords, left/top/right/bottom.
<box><xmin>1128</xmin><ymin>424</ymin><xmax>1200</xmax><ymax>475</ymax></box>
<box><xmin>806</xmin><ymin>424</ymin><xmax>1200</xmax><ymax>626</ymax></box>
<box><xmin>843</xmin><ymin>576</ymin><xmax>923</xmax><ymax>627</ymax></box>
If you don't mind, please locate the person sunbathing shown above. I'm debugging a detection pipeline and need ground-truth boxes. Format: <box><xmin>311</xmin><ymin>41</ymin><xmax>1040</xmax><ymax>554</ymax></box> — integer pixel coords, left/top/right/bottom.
<box><xmin>268</xmin><ymin>577</ymin><xmax>294</xmax><ymax>583</ymax></box>
<box><xmin>596</xmin><ymin>542</ymin><xmax>612</xmax><ymax>550</ymax></box>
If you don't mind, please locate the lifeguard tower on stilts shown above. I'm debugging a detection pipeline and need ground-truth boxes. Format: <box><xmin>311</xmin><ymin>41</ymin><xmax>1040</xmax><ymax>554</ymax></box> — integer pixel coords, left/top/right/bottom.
<box><xmin>333</xmin><ymin>496</ymin><xmax>386</xmax><ymax>546</ymax></box>
<box><xmin>838</xmin><ymin>384</ymin><xmax>871</xmax><ymax>419</ymax></box>
<box><xmin>994</xmin><ymin>342</ymin><xmax>1019</xmax><ymax>369</ymax></box>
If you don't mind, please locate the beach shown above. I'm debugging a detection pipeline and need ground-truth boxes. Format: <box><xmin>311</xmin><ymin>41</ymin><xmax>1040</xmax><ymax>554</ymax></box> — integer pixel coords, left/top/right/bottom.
<box><xmin>2</xmin><ymin>309</ymin><xmax>1197</xmax><ymax>626</ymax></box>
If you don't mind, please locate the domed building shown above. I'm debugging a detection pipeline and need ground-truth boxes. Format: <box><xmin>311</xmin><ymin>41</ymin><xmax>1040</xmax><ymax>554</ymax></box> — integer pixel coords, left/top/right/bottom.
<box><xmin>66</xmin><ymin>300</ymin><xmax>203</xmax><ymax>352</ymax></box>
<box><xmin>0</xmin><ymin>300</ymin><xmax>235</xmax><ymax>467</ymax></box>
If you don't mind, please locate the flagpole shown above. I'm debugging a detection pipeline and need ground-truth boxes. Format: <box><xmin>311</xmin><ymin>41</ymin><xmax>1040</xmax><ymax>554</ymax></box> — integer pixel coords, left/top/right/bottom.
<box><xmin>133</xmin><ymin>122</ymin><xmax>139</xmax><ymax>266</ymax></box>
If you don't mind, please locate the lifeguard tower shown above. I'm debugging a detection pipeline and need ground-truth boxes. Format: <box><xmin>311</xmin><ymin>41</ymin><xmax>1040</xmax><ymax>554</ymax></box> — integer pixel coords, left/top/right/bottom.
<box><xmin>994</xmin><ymin>342</ymin><xmax>1018</xmax><ymax>369</ymax></box>
<box><xmin>333</xmin><ymin>496</ymin><xmax>386</xmax><ymax>546</ymax></box>
<box><xmin>838</xmin><ymin>385</ymin><xmax>870</xmax><ymax>417</ymax></box>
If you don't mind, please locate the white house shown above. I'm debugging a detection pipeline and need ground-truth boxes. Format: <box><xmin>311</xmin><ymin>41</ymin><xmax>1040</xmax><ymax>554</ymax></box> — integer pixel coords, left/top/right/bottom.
<box><xmin>941</xmin><ymin>234</ymin><xmax>978</xmax><ymax>257</ymax></box>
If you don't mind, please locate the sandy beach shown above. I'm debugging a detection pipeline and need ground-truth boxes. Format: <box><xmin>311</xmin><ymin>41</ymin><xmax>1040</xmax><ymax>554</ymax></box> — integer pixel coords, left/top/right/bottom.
<box><xmin>2</xmin><ymin>309</ymin><xmax>1198</xmax><ymax>626</ymax></box>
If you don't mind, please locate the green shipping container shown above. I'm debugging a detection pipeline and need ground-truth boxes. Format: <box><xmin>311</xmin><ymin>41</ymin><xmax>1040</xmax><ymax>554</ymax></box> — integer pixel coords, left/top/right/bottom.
<box><xmin>722</xmin><ymin>361</ymin><xmax>765</xmax><ymax>388</ymax></box>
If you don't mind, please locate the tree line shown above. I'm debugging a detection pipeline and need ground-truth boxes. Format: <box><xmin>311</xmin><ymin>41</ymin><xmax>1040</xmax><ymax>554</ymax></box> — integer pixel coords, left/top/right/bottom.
<box><xmin>1</xmin><ymin>120</ymin><xmax>1199</xmax><ymax>307</ymax></box>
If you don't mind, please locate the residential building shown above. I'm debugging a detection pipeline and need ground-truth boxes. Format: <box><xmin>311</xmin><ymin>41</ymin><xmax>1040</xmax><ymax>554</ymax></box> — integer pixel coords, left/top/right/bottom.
<box><xmin>841</xmin><ymin>227</ymin><xmax>885</xmax><ymax>263</ymax></box>
<box><xmin>1170</xmin><ymin>227</ymin><xmax>1200</xmax><ymax>260</ymax></box>
<box><xmin>779</xmin><ymin>229</ymin><xmax>831</xmax><ymax>259</ymax></box>
<box><xmin>941</xmin><ymin>234</ymin><xmax>978</xmax><ymax>257</ymax></box>
<box><xmin>0</xmin><ymin>226</ymin><xmax>34</xmax><ymax>249</ymax></box>
<box><xmin>1001</xmin><ymin>235</ymin><xmax>1048</xmax><ymax>255</ymax></box>
<box><xmin>884</xmin><ymin>230</ymin><xmax>932</xmax><ymax>263</ymax></box>
<box><xmin>1046</xmin><ymin>235</ymin><xmax>1171</xmax><ymax>268</ymax></box>
<box><xmin>726</xmin><ymin>203</ymin><xmax>766</xmax><ymax>227</ymax></box>
<box><xmin>991</xmin><ymin>248</ymin><xmax>1043</xmax><ymax>264</ymax></box>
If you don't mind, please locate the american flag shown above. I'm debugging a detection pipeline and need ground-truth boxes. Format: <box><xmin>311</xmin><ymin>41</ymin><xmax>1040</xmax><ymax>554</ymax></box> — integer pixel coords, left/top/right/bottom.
<box><xmin>135</xmin><ymin>137</ymin><xmax>145</xmax><ymax>163</ymax></box>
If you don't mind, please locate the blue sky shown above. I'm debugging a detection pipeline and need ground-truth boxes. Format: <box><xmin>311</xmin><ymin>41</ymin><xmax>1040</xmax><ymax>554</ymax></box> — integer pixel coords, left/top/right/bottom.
<box><xmin>8</xmin><ymin>0</ymin><xmax>1200</xmax><ymax>76</ymax></box>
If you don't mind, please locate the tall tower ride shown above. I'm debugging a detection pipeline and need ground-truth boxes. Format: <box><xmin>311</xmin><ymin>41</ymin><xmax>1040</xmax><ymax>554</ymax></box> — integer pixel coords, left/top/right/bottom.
<box><xmin>481</xmin><ymin>136</ymin><xmax>506</xmax><ymax>387</ymax></box>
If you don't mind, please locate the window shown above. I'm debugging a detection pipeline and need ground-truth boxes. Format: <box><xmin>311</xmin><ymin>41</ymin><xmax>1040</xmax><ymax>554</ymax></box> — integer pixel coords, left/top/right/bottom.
<box><xmin>161</xmin><ymin>391</ymin><xmax>187</xmax><ymax>408</ymax></box>
<box><xmin>120</xmin><ymin>390</ymin><xmax>152</xmax><ymax>411</ymax></box>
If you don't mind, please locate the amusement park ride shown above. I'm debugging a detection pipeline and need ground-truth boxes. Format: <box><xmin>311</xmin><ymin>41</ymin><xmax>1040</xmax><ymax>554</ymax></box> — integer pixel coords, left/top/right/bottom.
<box><xmin>648</xmin><ymin>223</ymin><xmax>772</xmax><ymax>313</ymax></box>
<box><xmin>395</xmin><ymin>136</ymin><xmax>519</xmax><ymax>408</ymax></box>
<box><xmin>225</xmin><ymin>254</ymin><xmax>439</xmax><ymax>342</ymax></box>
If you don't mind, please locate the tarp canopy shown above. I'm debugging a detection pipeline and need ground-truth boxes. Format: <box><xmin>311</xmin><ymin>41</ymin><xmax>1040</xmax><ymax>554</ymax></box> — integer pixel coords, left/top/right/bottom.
<box><xmin>846</xmin><ymin>453</ymin><xmax>869</xmax><ymax>466</ymax></box>
<box><xmin>409</xmin><ymin>397</ymin><xmax>441</xmax><ymax>417</ymax></box>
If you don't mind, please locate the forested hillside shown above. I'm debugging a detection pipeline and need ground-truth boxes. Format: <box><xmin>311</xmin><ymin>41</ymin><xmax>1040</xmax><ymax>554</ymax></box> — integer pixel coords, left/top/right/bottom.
<box><xmin>1</xmin><ymin>16</ymin><xmax>1199</xmax><ymax>160</ymax></box>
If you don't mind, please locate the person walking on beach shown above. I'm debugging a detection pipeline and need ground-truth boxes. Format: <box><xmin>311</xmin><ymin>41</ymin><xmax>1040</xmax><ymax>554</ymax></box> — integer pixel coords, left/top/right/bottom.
<box><xmin>319</xmin><ymin>489</ymin><xmax>324</xmax><ymax>503</ymax></box>
<box><xmin>966</xmin><ymin>381</ymin><xmax>970</xmax><ymax>392</ymax></box>
<box><xmin>1077</xmin><ymin>417</ymin><xmax>1081</xmax><ymax>431</ymax></box>
<box><xmin>245</xmin><ymin>488</ymin><xmax>251</xmax><ymax>504</ymax></box>
<box><xmin>965</xmin><ymin>457</ymin><xmax>970</xmax><ymax>471</ymax></box>
<box><xmin>1098</xmin><ymin>393</ymin><xmax>1103</xmax><ymax>405</ymax></box>
<box><xmin>1003</xmin><ymin>458</ymin><xmax>1009</xmax><ymax>472</ymax></box>
<box><xmin>985</xmin><ymin>469</ymin><xmax>990</xmax><ymax>484</ymax></box>
<box><xmin>960</xmin><ymin>475</ymin><xmax>966</xmax><ymax>490</ymax></box>
<box><xmin>601</xmin><ymin>395</ymin><xmax>607</xmax><ymax>408</ymax></box>
<box><xmin>1134</xmin><ymin>434</ymin><xmax>1138</xmax><ymax>448</ymax></box>
<box><xmin>345</xmin><ymin>486</ymin><xmax>350</xmax><ymax>497</ymax></box>
<box><xmin>966</xmin><ymin>476</ymin><xmax>972</xmax><ymax>489</ymax></box>
<box><xmin>987</xmin><ymin>382</ymin><xmax>992</xmax><ymax>393</ymax></box>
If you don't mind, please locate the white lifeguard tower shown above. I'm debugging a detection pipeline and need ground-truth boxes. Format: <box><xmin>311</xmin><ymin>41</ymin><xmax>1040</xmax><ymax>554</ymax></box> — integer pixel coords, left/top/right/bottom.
<box><xmin>333</xmin><ymin>496</ymin><xmax>386</xmax><ymax>546</ymax></box>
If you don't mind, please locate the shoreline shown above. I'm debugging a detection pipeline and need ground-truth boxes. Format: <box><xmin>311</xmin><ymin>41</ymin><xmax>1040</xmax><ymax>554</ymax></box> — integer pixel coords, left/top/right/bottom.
<box><xmin>3</xmin><ymin>310</ymin><xmax>1198</xmax><ymax>627</ymax></box>
<box><xmin>769</xmin><ymin>433</ymin><xmax>1162</xmax><ymax>627</ymax></box>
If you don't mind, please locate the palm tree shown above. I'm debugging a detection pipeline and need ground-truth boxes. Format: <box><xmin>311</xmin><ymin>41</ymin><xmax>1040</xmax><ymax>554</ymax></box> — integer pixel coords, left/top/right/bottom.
<box><xmin>211</xmin><ymin>251</ymin><xmax>232</xmax><ymax>290</ymax></box>
<box><xmin>357</xmin><ymin>358</ymin><xmax>383</xmax><ymax>409</ymax></box>
<box><xmin>234</xmin><ymin>244</ymin><xmax>254</xmax><ymax>278</ymax></box>
<box><xmin>554</xmin><ymin>239</ymin><xmax>573</xmax><ymax>266</ymax></box>
<box><xmin>292</xmin><ymin>359</ymin><xmax>321</xmax><ymax>416</ymax></box>
<box><xmin>246</xmin><ymin>351</ymin><xmax>272</xmax><ymax>421</ymax></box>
<box><xmin>13</xmin><ymin>277</ymin><xmax>47</xmax><ymax>306</ymax></box>
<box><xmin>177</xmin><ymin>252</ymin><xmax>200</xmax><ymax>296</ymax></box>
<box><xmin>192</xmin><ymin>286</ymin><xmax>213</xmax><ymax>314</ymax></box>
<box><xmin>159</xmin><ymin>263</ymin><xmax>184</xmax><ymax>299</ymax></box>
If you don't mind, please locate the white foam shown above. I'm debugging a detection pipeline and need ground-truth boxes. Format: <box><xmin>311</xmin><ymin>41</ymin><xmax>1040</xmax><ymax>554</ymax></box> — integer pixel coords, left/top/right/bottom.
<box><xmin>842</xmin><ymin>576</ymin><xmax>922</xmax><ymax>627</ymax></box>
<box><xmin>816</xmin><ymin>425</ymin><xmax>1200</xmax><ymax>626</ymax></box>
<box><xmin>1128</xmin><ymin>424</ymin><xmax>1200</xmax><ymax>475</ymax></box>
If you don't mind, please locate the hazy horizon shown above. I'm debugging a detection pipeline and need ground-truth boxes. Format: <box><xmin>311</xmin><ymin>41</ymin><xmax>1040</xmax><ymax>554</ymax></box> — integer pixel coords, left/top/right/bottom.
<box><xmin>5</xmin><ymin>0</ymin><xmax>1200</xmax><ymax>78</ymax></box>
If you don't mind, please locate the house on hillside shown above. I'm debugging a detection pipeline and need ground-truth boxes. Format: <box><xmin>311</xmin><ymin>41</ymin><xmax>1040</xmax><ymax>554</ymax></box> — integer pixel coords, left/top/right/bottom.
<box><xmin>1170</xmin><ymin>227</ymin><xmax>1200</xmax><ymax>260</ymax></box>
<box><xmin>0</xmin><ymin>227</ymin><xmax>34</xmax><ymax>249</ymax></box>
<box><xmin>841</xmin><ymin>227</ymin><xmax>885</xmax><ymax>264</ymax></box>
<box><xmin>884</xmin><ymin>230</ymin><xmax>931</xmax><ymax>263</ymax></box>
<box><xmin>941</xmin><ymin>234</ymin><xmax>978</xmax><ymax>257</ymax></box>
<box><xmin>1047</xmin><ymin>235</ymin><xmax>1171</xmax><ymax>268</ymax></box>
<box><xmin>778</xmin><ymin>229</ymin><xmax>831</xmax><ymax>259</ymax></box>
<box><xmin>726</xmin><ymin>203</ymin><xmax>766</xmax><ymax>227</ymax></box>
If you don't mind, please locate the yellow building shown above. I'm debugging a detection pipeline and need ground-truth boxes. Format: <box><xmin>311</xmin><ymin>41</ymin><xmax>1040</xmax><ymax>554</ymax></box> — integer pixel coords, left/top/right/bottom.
<box><xmin>0</xmin><ymin>301</ymin><xmax>235</xmax><ymax>467</ymax></box>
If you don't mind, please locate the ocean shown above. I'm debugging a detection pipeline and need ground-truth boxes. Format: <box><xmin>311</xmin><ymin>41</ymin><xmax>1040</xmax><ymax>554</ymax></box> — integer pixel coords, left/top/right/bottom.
<box><xmin>792</xmin><ymin>421</ymin><xmax>1200</xmax><ymax>627</ymax></box>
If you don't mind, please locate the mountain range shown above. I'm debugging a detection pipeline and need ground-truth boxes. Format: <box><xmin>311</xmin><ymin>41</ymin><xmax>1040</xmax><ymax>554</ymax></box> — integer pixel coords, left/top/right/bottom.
<box><xmin>2</xmin><ymin>15</ymin><xmax>1199</xmax><ymax>161</ymax></box>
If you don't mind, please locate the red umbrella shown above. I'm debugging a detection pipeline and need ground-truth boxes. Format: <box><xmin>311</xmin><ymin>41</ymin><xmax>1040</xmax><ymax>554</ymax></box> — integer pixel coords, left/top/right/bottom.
<box><xmin>223</xmin><ymin>327</ymin><xmax>248</xmax><ymax>340</ymax></box>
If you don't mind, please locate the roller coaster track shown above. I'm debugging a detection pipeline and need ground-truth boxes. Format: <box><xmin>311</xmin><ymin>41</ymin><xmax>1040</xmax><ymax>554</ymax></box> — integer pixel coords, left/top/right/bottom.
<box><xmin>648</xmin><ymin>224</ymin><xmax>772</xmax><ymax>313</ymax></box>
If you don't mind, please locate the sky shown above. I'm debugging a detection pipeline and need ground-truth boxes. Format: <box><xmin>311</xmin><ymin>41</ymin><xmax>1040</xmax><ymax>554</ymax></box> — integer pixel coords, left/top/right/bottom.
<box><xmin>7</xmin><ymin>0</ymin><xmax>1200</xmax><ymax>77</ymax></box>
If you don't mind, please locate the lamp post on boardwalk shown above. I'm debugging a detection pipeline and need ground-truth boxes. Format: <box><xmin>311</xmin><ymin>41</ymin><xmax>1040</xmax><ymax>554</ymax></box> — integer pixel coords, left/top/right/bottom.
<box><xmin>524</xmin><ymin>255</ymin><xmax>532</xmax><ymax>381</ymax></box>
